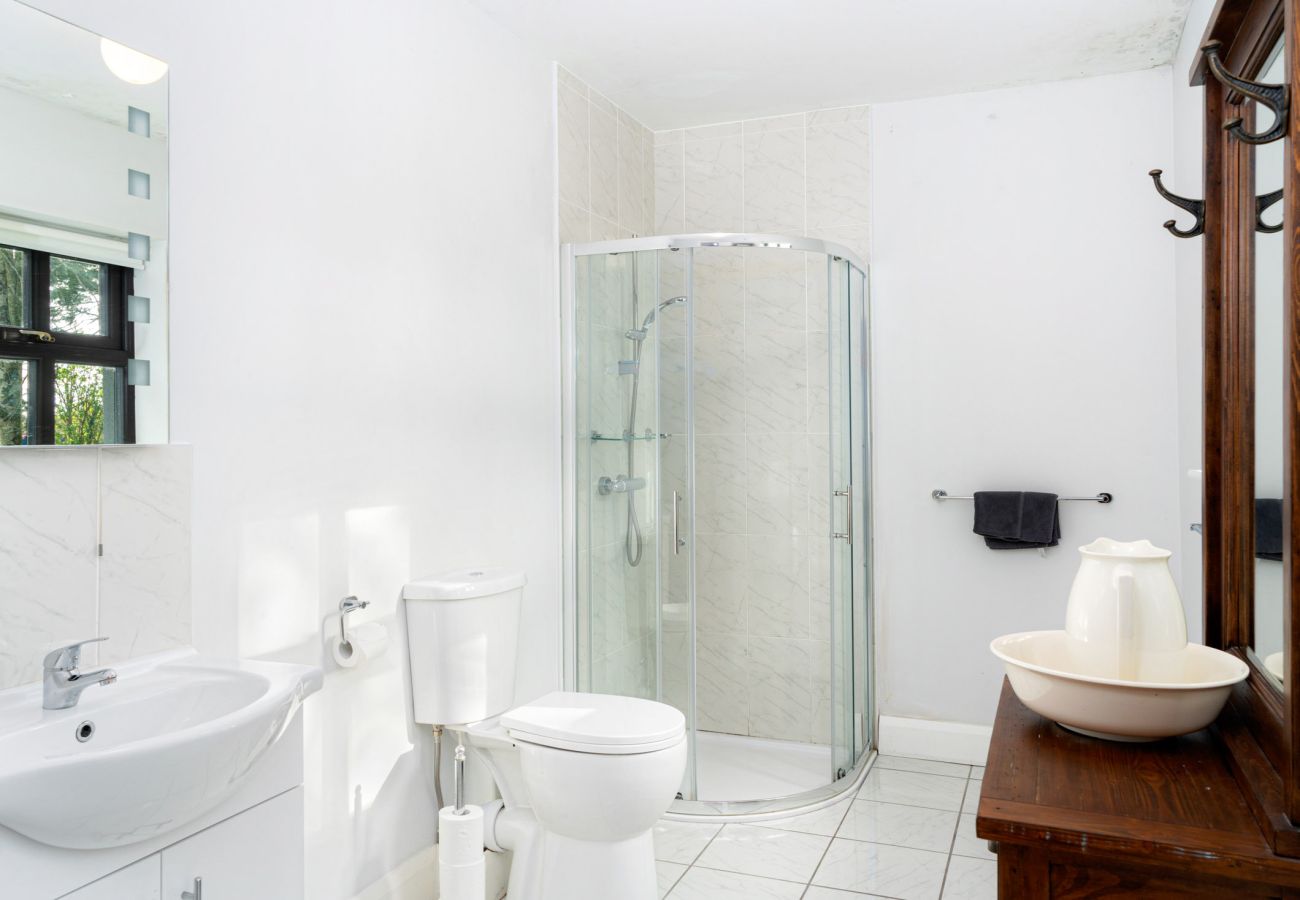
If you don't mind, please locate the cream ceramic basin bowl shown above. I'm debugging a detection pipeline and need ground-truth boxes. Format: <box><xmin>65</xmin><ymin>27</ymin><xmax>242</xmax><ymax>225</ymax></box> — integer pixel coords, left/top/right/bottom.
<box><xmin>0</xmin><ymin>649</ymin><xmax>322</xmax><ymax>849</ymax></box>
<box><xmin>991</xmin><ymin>631</ymin><xmax>1249</xmax><ymax>741</ymax></box>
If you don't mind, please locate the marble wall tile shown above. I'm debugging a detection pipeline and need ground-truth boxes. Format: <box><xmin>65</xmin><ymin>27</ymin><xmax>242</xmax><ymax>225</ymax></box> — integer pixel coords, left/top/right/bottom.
<box><xmin>637</xmin><ymin>99</ymin><xmax>872</xmax><ymax>743</ymax></box>
<box><xmin>743</xmin><ymin>127</ymin><xmax>805</xmax><ymax>234</ymax></box>
<box><xmin>618</xmin><ymin>112</ymin><xmax>645</xmax><ymax>235</ymax></box>
<box><xmin>695</xmin><ymin>434</ymin><xmax>746</xmax><ymax>534</ymax></box>
<box><xmin>641</xmin><ymin>127</ymin><xmax>656</xmax><ymax>238</ymax></box>
<box><xmin>745</xmin><ymin>535</ymin><xmax>809</xmax><ymax>638</ymax></box>
<box><xmin>686</xmin><ymin>121</ymin><xmax>742</xmax><ymax>142</ymax></box>
<box><xmin>746</xmin><ymin>249</ymin><xmax>806</xmax><ymax>333</ymax></box>
<box><xmin>591</xmin><ymin>107</ymin><xmax>620</xmax><ymax>224</ymax></box>
<box><xmin>810</xmin><ymin>639</ymin><xmax>832</xmax><ymax>744</ymax></box>
<box><xmin>807</xmin><ymin>119</ymin><xmax>870</xmax><ymax>229</ymax></box>
<box><xmin>693</xmin><ymin>330</ymin><xmax>747</xmax><ymax>435</ymax></box>
<box><xmin>556</xmin><ymin>65</ymin><xmax>588</xmax><ymax>96</ymax></box>
<box><xmin>745</xmin><ymin>329</ymin><xmax>807</xmax><ymax>433</ymax></box>
<box><xmin>805</xmin><ymin>105</ymin><xmax>869</xmax><ymax>128</ymax></box>
<box><xmin>744</xmin><ymin>113</ymin><xmax>805</xmax><ymax>134</ymax></box>
<box><xmin>746</xmin><ymin>433</ymin><xmax>809</xmax><ymax>536</ymax></box>
<box><xmin>809</xmin><ymin>535</ymin><xmax>831</xmax><ymax>639</ymax></box>
<box><xmin>806</xmin><ymin>251</ymin><xmax>830</xmax><ymax>331</ymax></box>
<box><xmin>0</xmin><ymin>448</ymin><xmax>99</xmax><ymax>689</ymax></box>
<box><xmin>693</xmin><ymin>247</ymin><xmax>745</xmax><ymax>333</ymax></box>
<box><xmin>684</xmin><ymin>136</ymin><xmax>743</xmax><ymax>232</ymax></box>
<box><xmin>559</xmin><ymin>199</ymin><xmax>589</xmax><ymax>244</ymax></box>
<box><xmin>0</xmin><ymin>446</ymin><xmax>193</xmax><ymax>690</ymax></box>
<box><xmin>99</xmin><ymin>445</ymin><xmax>192</xmax><ymax>664</ymax></box>
<box><xmin>557</xmin><ymin>82</ymin><xmax>589</xmax><ymax>209</ymax></box>
<box><xmin>589</xmin><ymin>88</ymin><xmax>615</xmax><ymax>117</ymax></box>
<box><xmin>811</xmin><ymin>224</ymin><xmax>871</xmax><ymax>265</ymax></box>
<box><xmin>696</xmin><ymin>533</ymin><xmax>747</xmax><ymax>633</ymax></box>
<box><xmin>807</xmin><ymin>330</ymin><xmax>833</xmax><ymax>436</ymax></box>
<box><xmin>747</xmin><ymin>635</ymin><xmax>813</xmax><ymax>740</ymax></box>
<box><xmin>653</xmin><ymin>143</ymin><xmax>685</xmax><ymax>234</ymax></box>
<box><xmin>661</xmin><ymin>629</ymin><xmax>690</xmax><ymax>716</ymax></box>
<box><xmin>696</xmin><ymin>631</ymin><xmax>749</xmax><ymax>735</ymax></box>
<box><xmin>808</xmin><ymin>433</ymin><xmax>832</xmax><ymax>534</ymax></box>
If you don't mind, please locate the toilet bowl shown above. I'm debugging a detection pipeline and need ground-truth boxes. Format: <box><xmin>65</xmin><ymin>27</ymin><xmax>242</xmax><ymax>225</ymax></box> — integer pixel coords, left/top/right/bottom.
<box><xmin>402</xmin><ymin>569</ymin><xmax>686</xmax><ymax>900</ymax></box>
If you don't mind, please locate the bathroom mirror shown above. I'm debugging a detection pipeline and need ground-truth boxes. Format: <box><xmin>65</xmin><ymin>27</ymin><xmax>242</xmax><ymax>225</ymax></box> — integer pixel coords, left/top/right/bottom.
<box><xmin>0</xmin><ymin>0</ymin><xmax>169</xmax><ymax>445</ymax></box>
<box><xmin>1252</xmin><ymin>39</ymin><xmax>1286</xmax><ymax>686</ymax></box>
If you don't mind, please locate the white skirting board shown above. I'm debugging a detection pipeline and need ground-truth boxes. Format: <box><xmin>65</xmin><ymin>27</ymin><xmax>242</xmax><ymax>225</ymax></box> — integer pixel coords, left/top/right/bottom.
<box><xmin>351</xmin><ymin>843</ymin><xmax>509</xmax><ymax>900</ymax></box>
<box><xmin>877</xmin><ymin>715</ymin><xmax>993</xmax><ymax>766</ymax></box>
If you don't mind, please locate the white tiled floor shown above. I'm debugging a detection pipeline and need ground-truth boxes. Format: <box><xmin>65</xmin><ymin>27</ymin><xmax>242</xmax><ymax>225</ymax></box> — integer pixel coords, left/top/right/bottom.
<box><xmin>653</xmin><ymin>756</ymin><xmax>995</xmax><ymax>899</ymax></box>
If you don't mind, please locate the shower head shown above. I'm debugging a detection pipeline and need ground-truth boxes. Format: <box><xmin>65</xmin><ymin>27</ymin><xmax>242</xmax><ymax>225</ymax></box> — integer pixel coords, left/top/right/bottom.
<box><xmin>639</xmin><ymin>296</ymin><xmax>687</xmax><ymax>330</ymax></box>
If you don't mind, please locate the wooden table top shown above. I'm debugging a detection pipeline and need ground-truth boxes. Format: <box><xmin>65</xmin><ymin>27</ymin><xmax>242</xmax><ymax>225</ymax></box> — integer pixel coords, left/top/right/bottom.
<box><xmin>976</xmin><ymin>678</ymin><xmax>1300</xmax><ymax>885</ymax></box>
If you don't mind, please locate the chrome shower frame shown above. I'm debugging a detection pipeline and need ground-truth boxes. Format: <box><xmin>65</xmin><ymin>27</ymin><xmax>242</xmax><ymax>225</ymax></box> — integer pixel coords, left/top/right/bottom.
<box><xmin>560</xmin><ymin>233</ymin><xmax>874</xmax><ymax>820</ymax></box>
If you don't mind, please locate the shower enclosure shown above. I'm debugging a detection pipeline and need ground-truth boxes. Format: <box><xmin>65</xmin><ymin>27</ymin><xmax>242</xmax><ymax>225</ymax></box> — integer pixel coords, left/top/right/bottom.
<box><xmin>563</xmin><ymin>233</ymin><xmax>871</xmax><ymax>816</ymax></box>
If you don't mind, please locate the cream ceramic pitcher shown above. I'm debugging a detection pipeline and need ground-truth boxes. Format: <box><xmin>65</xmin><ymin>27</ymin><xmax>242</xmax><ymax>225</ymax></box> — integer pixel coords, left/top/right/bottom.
<box><xmin>1065</xmin><ymin>538</ymin><xmax>1186</xmax><ymax>681</ymax></box>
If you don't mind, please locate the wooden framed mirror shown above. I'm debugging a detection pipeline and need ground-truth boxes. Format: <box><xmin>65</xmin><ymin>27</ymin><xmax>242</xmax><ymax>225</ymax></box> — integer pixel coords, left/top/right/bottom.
<box><xmin>1197</xmin><ymin>0</ymin><xmax>1300</xmax><ymax>855</ymax></box>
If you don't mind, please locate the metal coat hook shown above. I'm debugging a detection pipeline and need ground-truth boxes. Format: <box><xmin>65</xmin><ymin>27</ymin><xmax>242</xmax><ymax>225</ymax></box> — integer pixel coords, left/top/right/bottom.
<box><xmin>1257</xmin><ymin>187</ymin><xmax>1284</xmax><ymax>233</ymax></box>
<box><xmin>1202</xmin><ymin>40</ymin><xmax>1290</xmax><ymax>145</ymax></box>
<box><xmin>1149</xmin><ymin>169</ymin><xmax>1205</xmax><ymax>238</ymax></box>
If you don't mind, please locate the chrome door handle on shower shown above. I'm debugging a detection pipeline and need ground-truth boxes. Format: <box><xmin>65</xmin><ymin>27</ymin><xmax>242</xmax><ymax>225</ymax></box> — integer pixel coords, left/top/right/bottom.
<box><xmin>672</xmin><ymin>490</ymin><xmax>685</xmax><ymax>554</ymax></box>
<box><xmin>181</xmin><ymin>877</ymin><xmax>202</xmax><ymax>900</ymax></box>
<box><xmin>833</xmin><ymin>486</ymin><xmax>853</xmax><ymax>543</ymax></box>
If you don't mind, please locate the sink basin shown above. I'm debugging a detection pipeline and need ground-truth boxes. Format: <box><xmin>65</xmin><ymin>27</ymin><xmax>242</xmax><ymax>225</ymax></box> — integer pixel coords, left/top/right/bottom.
<box><xmin>0</xmin><ymin>649</ymin><xmax>322</xmax><ymax>849</ymax></box>
<box><xmin>991</xmin><ymin>631</ymin><xmax>1249</xmax><ymax>741</ymax></box>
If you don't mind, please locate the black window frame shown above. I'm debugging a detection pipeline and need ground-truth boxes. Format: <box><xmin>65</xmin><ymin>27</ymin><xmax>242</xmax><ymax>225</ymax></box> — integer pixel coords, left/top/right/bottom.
<box><xmin>0</xmin><ymin>242</ymin><xmax>135</xmax><ymax>444</ymax></box>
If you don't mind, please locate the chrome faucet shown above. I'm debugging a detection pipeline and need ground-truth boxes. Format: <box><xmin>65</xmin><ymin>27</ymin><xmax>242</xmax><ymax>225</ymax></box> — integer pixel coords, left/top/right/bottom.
<box><xmin>42</xmin><ymin>638</ymin><xmax>117</xmax><ymax>710</ymax></box>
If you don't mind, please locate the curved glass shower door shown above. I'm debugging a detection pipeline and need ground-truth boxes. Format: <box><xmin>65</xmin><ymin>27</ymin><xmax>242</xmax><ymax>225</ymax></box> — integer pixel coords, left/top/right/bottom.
<box><xmin>567</xmin><ymin>234</ymin><xmax>870</xmax><ymax>816</ymax></box>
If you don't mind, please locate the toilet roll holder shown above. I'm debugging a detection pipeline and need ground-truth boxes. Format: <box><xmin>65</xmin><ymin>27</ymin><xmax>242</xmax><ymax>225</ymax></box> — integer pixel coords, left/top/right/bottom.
<box><xmin>338</xmin><ymin>595</ymin><xmax>370</xmax><ymax>649</ymax></box>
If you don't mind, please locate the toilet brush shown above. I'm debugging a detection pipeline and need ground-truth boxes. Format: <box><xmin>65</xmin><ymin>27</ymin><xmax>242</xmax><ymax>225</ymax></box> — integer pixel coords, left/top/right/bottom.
<box><xmin>438</xmin><ymin>741</ymin><xmax>485</xmax><ymax>899</ymax></box>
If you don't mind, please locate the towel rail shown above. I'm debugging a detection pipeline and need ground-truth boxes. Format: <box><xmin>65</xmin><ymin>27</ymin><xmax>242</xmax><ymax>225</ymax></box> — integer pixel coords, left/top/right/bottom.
<box><xmin>931</xmin><ymin>489</ymin><xmax>1112</xmax><ymax>504</ymax></box>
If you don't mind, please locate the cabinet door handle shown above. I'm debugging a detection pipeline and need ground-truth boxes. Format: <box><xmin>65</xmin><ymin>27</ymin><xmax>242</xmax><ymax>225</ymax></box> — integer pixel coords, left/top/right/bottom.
<box><xmin>181</xmin><ymin>876</ymin><xmax>202</xmax><ymax>899</ymax></box>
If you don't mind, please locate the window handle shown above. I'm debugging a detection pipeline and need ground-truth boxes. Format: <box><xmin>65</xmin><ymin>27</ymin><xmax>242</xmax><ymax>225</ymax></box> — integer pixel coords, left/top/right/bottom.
<box><xmin>0</xmin><ymin>327</ymin><xmax>54</xmax><ymax>343</ymax></box>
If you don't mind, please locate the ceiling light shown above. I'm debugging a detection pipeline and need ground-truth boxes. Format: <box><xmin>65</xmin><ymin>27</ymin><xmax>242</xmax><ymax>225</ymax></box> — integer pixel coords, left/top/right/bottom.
<box><xmin>99</xmin><ymin>38</ymin><xmax>168</xmax><ymax>85</ymax></box>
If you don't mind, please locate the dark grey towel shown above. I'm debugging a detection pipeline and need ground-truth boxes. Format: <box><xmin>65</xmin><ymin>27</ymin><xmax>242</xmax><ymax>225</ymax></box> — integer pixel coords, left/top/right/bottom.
<box><xmin>973</xmin><ymin>491</ymin><xmax>1061</xmax><ymax>550</ymax></box>
<box><xmin>1256</xmin><ymin>498</ymin><xmax>1283</xmax><ymax>561</ymax></box>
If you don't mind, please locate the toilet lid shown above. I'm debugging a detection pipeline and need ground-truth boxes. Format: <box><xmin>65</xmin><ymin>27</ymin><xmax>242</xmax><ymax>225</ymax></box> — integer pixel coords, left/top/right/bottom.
<box><xmin>501</xmin><ymin>691</ymin><xmax>685</xmax><ymax>755</ymax></box>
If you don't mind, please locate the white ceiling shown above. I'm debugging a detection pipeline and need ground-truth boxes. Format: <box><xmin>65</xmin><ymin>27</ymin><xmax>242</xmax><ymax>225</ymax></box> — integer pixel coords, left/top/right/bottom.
<box><xmin>0</xmin><ymin>1</ymin><xmax>167</xmax><ymax>134</ymax></box>
<box><xmin>470</xmin><ymin>0</ymin><xmax>1193</xmax><ymax>129</ymax></box>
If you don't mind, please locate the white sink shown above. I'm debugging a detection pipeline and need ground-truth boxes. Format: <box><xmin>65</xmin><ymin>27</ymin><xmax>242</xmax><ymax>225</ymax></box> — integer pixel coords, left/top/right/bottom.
<box><xmin>991</xmin><ymin>631</ymin><xmax>1249</xmax><ymax>741</ymax></box>
<box><xmin>0</xmin><ymin>649</ymin><xmax>322</xmax><ymax>849</ymax></box>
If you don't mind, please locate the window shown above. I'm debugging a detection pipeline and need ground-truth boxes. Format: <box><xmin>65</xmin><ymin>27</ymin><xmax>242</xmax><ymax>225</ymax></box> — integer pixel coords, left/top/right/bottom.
<box><xmin>0</xmin><ymin>244</ymin><xmax>134</xmax><ymax>445</ymax></box>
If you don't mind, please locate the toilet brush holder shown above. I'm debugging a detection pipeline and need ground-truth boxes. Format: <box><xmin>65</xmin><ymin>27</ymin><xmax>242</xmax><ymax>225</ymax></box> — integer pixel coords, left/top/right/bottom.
<box><xmin>438</xmin><ymin>744</ymin><xmax>485</xmax><ymax>899</ymax></box>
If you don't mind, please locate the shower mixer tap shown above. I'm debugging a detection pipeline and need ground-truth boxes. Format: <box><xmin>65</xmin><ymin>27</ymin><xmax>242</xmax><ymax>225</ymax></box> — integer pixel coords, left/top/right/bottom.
<box><xmin>598</xmin><ymin>475</ymin><xmax>646</xmax><ymax>495</ymax></box>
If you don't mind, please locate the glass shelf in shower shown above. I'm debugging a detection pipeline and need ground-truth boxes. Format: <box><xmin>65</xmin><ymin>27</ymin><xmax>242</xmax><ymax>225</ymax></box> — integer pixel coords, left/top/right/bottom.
<box><xmin>589</xmin><ymin>431</ymin><xmax>670</xmax><ymax>442</ymax></box>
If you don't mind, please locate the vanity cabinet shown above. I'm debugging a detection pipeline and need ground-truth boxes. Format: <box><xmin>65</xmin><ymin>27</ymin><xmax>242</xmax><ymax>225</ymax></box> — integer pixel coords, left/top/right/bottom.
<box><xmin>60</xmin><ymin>788</ymin><xmax>303</xmax><ymax>900</ymax></box>
<box><xmin>61</xmin><ymin>858</ymin><xmax>161</xmax><ymax>900</ymax></box>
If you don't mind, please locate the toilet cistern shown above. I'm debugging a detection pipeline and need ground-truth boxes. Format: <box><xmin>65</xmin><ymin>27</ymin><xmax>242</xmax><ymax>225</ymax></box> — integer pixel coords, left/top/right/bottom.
<box><xmin>402</xmin><ymin>568</ymin><xmax>686</xmax><ymax>900</ymax></box>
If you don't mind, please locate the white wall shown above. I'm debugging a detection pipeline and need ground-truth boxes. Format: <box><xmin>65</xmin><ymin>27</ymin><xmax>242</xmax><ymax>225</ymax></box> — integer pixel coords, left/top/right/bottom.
<box><xmin>24</xmin><ymin>1</ymin><xmax>560</xmax><ymax>897</ymax></box>
<box><xmin>1171</xmin><ymin>0</ymin><xmax>1215</xmax><ymax>638</ymax></box>
<box><xmin>870</xmin><ymin>67</ymin><xmax>1183</xmax><ymax>726</ymax></box>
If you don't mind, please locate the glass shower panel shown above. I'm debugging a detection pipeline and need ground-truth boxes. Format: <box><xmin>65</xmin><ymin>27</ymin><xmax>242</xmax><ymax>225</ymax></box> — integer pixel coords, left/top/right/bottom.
<box><xmin>575</xmin><ymin>250</ymin><xmax>663</xmax><ymax>702</ymax></box>
<box><xmin>827</xmin><ymin>256</ymin><xmax>857</xmax><ymax>780</ymax></box>
<box><xmin>849</xmin><ymin>264</ymin><xmax>871</xmax><ymax>756</ymax></box>
<box><xmin>656</xmin><ymin>247</ymin><xmax>696</xmax><ymax>799</ymax></box>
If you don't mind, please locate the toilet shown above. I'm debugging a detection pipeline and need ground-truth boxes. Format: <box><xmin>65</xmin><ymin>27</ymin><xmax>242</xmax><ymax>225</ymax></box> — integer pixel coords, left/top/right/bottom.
<box><xmin>402</xmin><ymin>568</ymin><xmax>686</xmax><ymax>900</ymax></box>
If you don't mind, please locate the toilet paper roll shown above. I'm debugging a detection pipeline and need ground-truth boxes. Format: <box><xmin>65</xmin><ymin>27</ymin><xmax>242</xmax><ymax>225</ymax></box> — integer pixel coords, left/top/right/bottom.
<box><xmin>330</xmin><ymin>621</ymin><xmax>389</xmax><ymax>669</ymax></box>
<box><xmin>439</xmin><ymin>805</ymin><xmax>485</xmax><ymax>900</ymax></box>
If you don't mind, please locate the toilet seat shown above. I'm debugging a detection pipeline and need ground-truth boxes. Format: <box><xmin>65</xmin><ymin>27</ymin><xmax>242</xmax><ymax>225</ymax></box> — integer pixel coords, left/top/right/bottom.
<box><xmin>501</xmin><ymin>691</ymin><xmax>685</xmax><ymax>755</ymax></box>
